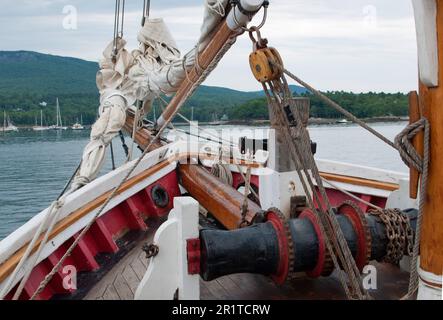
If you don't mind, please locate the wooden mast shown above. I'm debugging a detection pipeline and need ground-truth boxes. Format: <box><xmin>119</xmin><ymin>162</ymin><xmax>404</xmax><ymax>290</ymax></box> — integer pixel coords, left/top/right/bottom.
<box><xmin>413</xmin><ymin>0</ymin><xmax>443</xmax><ymax>299</ymax></box>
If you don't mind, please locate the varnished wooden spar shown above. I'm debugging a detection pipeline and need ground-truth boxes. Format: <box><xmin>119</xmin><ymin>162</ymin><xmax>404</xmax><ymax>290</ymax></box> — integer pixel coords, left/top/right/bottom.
<box><xmin>408</xmin><ymin>91</ymin><xmax>423</xmax><ymax>199</ymax></box>
<box><xmin>156</xmin><ymin>1</ymin><xmax>265</xmax><ymax>127</ymax></box>
<box><xmin>156</xmin><ymin>22</ymin><xmax>234</xmax><ymax>127</ymax></box>
<box><xmin>123</xmin><ymin>111</ymin><xmax>164</xmax><ymax>151</ymax></box>
<box><xmin>418</xmin><ymin>1</ymin><xmax>443</xmax><ymax>282</ymax></box>
<box><xmin>178</xmin><ymin>164</ymin><xmax>260</xmax><ymax>230</ymax></box>
<box><xmin>124</xmin><ymin>112</ymin><xmax>263</xmax><ymax>230</ymax></box>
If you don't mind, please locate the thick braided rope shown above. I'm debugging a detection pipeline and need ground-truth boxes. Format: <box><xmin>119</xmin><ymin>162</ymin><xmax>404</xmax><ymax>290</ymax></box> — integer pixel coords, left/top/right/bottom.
<box><xmin>395</xmin><ymin>118</ymin><xmax>430</xmax><ymax>299</ymax></box>
<box><xmin>0</xmin><ymin>162</ymin><xmax>81</xmax><ymax>300</ymax></box>
<box><xmin>263</xmin><ymin>81</ymin><xmax>367</xmax><ymax>299</ymax></box>
<box><xmin>269</xmin><ymin>59</ymin><xmax>431</xmax><ymax>299</ymax></box>
<box><xmin>279</xmin><ymin>74</ymin><xmax>368</xmax><ymax>298</ymax></box>
<box><xmin>269</xmin><ymin>61</ymin><xmax>398</xmax><ymax>151</ymax></box>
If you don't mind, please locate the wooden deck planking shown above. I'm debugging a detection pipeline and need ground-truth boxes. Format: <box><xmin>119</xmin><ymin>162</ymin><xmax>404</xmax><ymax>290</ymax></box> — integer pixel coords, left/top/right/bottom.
<box><xmin>113</xmin><ymin>273</ymin><xmax>134</xmax><ymax>300</ymax></box>
<box><xmin>130</xmin><ymin>256</ymin><xmax>147</xmax><ymax>281</ymax></box>
<box><xmin>101</xmin><ymin>284</ymin><xmax>121</xmax><ymax>300</ymax></box>
<box><xmin>122</xmin><ymin>264</ymin><xmax>141</xmax><ymax>294</ymax></box>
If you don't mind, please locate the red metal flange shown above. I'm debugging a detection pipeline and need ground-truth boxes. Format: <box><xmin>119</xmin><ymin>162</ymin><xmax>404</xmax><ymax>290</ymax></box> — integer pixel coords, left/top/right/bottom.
<box><xmin>337</xmin><ymin>201</ymin><xmax>372</xmax><ymax>271</ymax></box>
<box><xmin>298</xmin><ymin>208</ymin><xmax>329</xmax><ymax>278</ymax></box>
<box><xmin>186</xmin><ymin>238</ymin><xmax>201</xmax><ymax>275</ymax></box>
<box><xmin>265</xmin><ymin>208</ymin><xmax>293</xmax><ymax>285</ymax></box>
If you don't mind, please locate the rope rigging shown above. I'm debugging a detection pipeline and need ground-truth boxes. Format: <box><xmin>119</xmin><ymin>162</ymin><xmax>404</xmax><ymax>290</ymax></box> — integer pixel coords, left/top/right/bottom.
<box><xmin>119</xmin><ymin>130</ymin><xmax>130</xmax><ymax>157</ymax></box>
<box><xmin>395</xmin><ymin>118</ymin><xmax>430</xmax><ymax>299</ymax></box>
<box><xmin>0</xmin><ymin>159</ymin><xmax>83</xmax><ymax>299</ymax></box>
<box><xmin>112</xmin><ymin>0</ymin><xmax>126</xmax><ymax>62</ymax></box>
<box><xmin>247</xmin><ymin>26</ymin><xmax>430</xmax><ymax>300</ymax></box>
<box><xmin>142</xmin><ymin>0</ymin><xmax>151</xmax><ymax>26</ymax></box>
<box><xmin>268</xmin><ymin>60</ymin><xmax>398</xmax><ymax>151</ymax></box>
<box><xmin>248</xmin><ymin>28</ymin><xmax>370</xmax><ymax>299</ymax></box>
<box><xmin>264</xmin><ymin>77</ymin><xmax>369</xmax><ymax>299</ymax></box>
<box><xmin>268</xmin><ymin>37</ymin><xmax>429</xmax><ymax>300</ymax></box>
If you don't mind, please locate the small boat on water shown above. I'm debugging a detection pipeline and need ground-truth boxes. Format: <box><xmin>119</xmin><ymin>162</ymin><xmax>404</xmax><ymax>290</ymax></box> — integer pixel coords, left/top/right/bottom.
<box><xmin>0</xmin><ymin>111</ymin><xmax>18</xmax><ymax>133</ymax></box>
<box><xmin>0</xmin><ymin>0</ymin><xmax>441</xmax><ymax>301</ymax></box>
<box><xmin>71</xmin><ymin>115</ymin><xmax>85</xmax><ymax>130</ymax></box>
<box><xmin>32</xmin><ymin>110</ymin><xmax>51</xmax><ymax>132</ymax></box>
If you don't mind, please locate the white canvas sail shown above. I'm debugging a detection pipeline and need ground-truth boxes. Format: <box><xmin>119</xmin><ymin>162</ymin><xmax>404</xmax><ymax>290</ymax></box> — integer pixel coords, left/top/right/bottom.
<box><xmin>71</xmin><ymin>0</ymin><xmax>234</xmax><ymax>190</ymax></box>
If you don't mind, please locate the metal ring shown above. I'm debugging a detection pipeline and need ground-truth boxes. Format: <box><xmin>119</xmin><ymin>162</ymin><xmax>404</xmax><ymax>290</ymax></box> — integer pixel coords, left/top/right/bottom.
<box><xmin>232</xmin><ymin>4</ymin><xmax>268</xmax><ymax>33</ymax></box>
<box><xmin>151</xmin><ymin>185</ymin><xmax>170</xmax><ymax>208</ymax></box>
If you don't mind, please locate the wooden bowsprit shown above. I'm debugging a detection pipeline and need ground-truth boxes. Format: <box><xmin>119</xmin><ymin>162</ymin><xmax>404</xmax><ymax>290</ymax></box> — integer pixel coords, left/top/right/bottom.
<box><xmin>155</xmin><ymin>0</ymin><xmax>268</xmax><ymax>128</ymax></box>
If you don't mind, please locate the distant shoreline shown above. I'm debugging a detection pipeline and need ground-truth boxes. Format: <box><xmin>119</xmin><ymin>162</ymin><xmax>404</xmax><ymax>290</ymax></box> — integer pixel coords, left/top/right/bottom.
<box><xmin>13</xmin><ymin>116</ymin><xmax>409</xmax><ymax>130</ymax></box>
<box><xmin>185</xmin><ymin>116</ymin><xmax>409</xmax><ymax>126</ymax></box>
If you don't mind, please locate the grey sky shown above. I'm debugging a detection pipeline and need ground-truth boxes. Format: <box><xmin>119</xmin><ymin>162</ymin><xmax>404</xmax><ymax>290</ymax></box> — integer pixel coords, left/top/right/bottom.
<box><xmin>0</xmin><ymin>0</ymin><xmax>418</xmax><ymax>92</ymax></box>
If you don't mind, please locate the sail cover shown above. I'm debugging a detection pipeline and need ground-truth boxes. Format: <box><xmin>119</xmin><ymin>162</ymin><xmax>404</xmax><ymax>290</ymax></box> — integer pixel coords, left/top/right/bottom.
<box><xmin>71</xmin><ymin>0</ymin><xmax>230</xmax><ymax>191</ymax></box>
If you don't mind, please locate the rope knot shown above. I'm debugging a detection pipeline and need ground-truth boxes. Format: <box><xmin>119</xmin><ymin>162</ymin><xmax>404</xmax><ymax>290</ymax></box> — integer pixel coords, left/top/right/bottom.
<box><xmin>394</xmin><ymin>118</ymin><xmax>429</xmax><ymax>172</ymax></box>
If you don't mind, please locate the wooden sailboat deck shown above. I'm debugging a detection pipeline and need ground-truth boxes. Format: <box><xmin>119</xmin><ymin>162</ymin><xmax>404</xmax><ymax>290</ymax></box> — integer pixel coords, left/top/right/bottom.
<box><xmin>84</xmin><ymin>228</ymin><xmax>411</xmax><ymax>301</ymax></box>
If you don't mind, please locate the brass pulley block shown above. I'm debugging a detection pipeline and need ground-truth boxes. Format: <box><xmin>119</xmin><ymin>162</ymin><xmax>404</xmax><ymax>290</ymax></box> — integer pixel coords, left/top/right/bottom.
<box><xmin>248</xmin><ymin>27</ymin><xmax>284</xmax><ymax>83</ymax></box>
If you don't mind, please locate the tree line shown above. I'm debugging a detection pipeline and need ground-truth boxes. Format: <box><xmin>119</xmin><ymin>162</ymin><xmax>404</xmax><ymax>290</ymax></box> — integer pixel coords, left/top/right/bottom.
<box><xmin>227</xmin><ymin>91</ymin><xmax>408</xmax><ymax>121</ymax></box>
<box><xmin>1</xmin><ymin>91</ymin><xmax>409</xmax><ymax>126</ymax></box>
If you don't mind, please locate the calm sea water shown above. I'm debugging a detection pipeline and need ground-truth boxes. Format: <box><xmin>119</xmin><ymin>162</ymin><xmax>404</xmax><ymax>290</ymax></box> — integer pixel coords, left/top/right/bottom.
<box><xmin>0</xmin><ymin>122</ymin><xmax>408</xmax><ymax>240</ymax></box>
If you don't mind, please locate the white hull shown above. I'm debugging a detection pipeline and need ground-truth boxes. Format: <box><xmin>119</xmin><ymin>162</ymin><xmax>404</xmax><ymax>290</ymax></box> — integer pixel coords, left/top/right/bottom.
<box><xmin>32</xmin><ymin>127</ymin><xmax>51</xmax><ymax>132</ymax></box>
<box><xmin>0</xmin><ymin>126</ymin><xmax>18</xmax><ymax>132</ymax></box>
<box><xmin>71</xmin><ymin>124</ymin><xmax>85</xmax><ymax>130</ymax></box>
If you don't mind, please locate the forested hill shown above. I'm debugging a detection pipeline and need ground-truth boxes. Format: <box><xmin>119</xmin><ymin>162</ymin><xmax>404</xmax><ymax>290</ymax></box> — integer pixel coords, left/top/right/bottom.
<box><xmin>0</xmin><ymin>51</ymin><xmax>407</xmax><ymax>125</ymax></box>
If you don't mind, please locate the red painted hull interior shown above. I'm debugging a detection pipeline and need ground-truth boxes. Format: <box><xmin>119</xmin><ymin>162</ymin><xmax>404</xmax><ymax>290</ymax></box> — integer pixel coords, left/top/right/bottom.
<box><xmin>4</xmin><ymin>170</ymin><xmax>388</xmax><ymax>300</ymax></box>
<box><xmin>4</xmin><ymin>171</ymin><xmax>181</xmax><ymax>300</ymax></box>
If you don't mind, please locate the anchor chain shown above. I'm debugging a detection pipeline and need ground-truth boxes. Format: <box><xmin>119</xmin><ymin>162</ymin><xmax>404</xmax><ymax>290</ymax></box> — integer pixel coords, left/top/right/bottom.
<box><xmin>369</xmin><ymin>208</ymin><xmax>414</xmax><ymax>264</ymax></box>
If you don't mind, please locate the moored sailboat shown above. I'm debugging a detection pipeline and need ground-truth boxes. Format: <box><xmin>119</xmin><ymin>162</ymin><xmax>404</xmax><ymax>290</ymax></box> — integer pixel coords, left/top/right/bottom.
<box><xmin>71</xmin><ymin>115</ymin><xmax>85</xmax><ymax>130</ymax></box>
<box><xmin>32</xmin><ymin>110</ymin><xmax>50</xmax><ymax>132</ymax></box>
<box><xmin>51</xmin><ymin>98</ymin><xmax>68</xmax><ymax>130</ymax></box>
<box><xmin>0</xmin><ymin>111</ymin><xmax>18</xmax><ymax>132</ymax></box>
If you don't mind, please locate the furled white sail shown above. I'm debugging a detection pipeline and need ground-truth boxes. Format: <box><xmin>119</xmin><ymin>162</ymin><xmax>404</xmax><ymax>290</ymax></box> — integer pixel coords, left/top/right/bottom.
<box><xmin>71</xmin><ymin>0</ymin><xmax>230</xmax><ymax>191</ymax></box>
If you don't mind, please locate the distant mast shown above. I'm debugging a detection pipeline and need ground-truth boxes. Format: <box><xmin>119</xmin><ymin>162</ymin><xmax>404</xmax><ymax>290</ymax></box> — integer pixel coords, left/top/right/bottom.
<box><xmin>53</xmin><ymin>98</ymin><xmax>67</xmax><ymax>130</ymax></box>
<box><xmin>56</xmin><ymin>98</ymin><xmax>62</xmax><ymax>127</ymax></box>
<box><xmin>1</xmin><ymin>111</ymin><xmax>18</xmax><ymax>132</ymax></box>
<box><xmin>33</xmin><ymin>109</ymin><xmax>50</xmax><ymax>131</ymax></box>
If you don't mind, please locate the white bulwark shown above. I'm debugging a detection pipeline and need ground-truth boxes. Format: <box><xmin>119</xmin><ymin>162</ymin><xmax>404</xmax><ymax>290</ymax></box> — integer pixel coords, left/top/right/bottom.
<box><xmin>135</xmin><ymin>197</ymin><xmax>200</xmax><ymax>300</ymax></box>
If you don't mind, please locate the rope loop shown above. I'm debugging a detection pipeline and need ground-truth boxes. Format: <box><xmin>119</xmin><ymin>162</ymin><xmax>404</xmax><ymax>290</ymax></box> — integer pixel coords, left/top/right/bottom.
<box><xmin>207</xmin><ymin>0</ymin><xmax>226</xmax><ymax>17</ymax></box>
<box><xmin>394</xmin><ymin>118</ymin><xmax>429</xmax><ymax>173</ymax></box>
